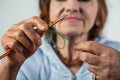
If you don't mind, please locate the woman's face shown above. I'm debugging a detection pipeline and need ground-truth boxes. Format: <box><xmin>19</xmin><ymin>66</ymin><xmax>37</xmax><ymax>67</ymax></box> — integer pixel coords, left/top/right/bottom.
<box><xmin>49</xmin><ymin>0</ymin><xmax>98</xmax><ymax>37</ymax></box>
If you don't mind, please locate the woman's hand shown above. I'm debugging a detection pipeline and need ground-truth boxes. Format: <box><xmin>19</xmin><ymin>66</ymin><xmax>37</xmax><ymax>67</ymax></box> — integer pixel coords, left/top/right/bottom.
<box><xmin>74</xmin><ymin>41</ymin><xmax>120</xmax><ymax>80</ymax></box>
<box><xmin>1</xmin><ymin>16</ymin><xmax>48</xmax><ymax>67</ymax></box>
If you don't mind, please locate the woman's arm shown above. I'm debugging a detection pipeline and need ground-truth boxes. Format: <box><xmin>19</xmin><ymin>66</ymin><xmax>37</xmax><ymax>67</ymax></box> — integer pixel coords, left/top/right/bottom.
<box><xmin>0</xmin><ymin>58</ymin><xmax>20</xmax><ymax>80</ymax></box>
<box><xmin>74</xmin><ymin>41</ymin><xmax>120</xmax><ymax>80</ymax></box>
<box><xmin>0</xmin><ymin>16</ymin><xmax>48</xmax><ymax>80</ymax></box>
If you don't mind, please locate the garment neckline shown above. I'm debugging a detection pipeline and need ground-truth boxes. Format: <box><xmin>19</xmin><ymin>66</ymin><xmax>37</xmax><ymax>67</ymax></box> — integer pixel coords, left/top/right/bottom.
<box><xmin>40</xmin><ymin>36</ymin><xmax>89</xmax><ymax>77</ymax></box>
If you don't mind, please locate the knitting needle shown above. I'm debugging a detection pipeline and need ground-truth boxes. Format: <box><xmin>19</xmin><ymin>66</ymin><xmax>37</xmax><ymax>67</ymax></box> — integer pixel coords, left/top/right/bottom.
<box><xmin>0</xmin><ymin>15</ymin><xmax>67</xmax><ymax>60</ymax></box>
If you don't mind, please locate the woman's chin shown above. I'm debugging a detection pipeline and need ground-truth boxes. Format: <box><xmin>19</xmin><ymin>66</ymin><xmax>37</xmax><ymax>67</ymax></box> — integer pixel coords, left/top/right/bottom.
<box><xmin>61</xmin><ymin>31</ymin><xmax>84</xmax><ymax>38</ymax></box>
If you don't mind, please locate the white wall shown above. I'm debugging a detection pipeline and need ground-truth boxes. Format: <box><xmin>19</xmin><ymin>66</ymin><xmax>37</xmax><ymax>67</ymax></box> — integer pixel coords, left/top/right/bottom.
<box><xmin>103</xmin><ymin>0</ymin><xmax>120</xmax><ymax>42</ymax></box>
<box><xmin>0</xmin><ymin>0</ymin><xmax>39</xmax><ymax>53</ymax></box>
<box><xmin>0</xmin><ymin>0</ymin><xmax>120</xmax><ymax>53</ymax></box>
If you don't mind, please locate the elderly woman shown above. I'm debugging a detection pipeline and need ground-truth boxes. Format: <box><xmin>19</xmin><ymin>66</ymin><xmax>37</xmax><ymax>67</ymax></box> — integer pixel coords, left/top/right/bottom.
<box><xmin>0</xmin><ymin>0</ymin><xmax>120</xmax><ymax>80</ymax></box>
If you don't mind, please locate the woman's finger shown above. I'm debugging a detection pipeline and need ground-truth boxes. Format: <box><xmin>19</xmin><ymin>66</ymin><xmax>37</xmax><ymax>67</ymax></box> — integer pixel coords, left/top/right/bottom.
<box><xmin>27</xmin><ymin>16</ymin><xmax>48</xmax><ymax>31</ymax></box>
<box><xmin>74</xmin><ymin>41</ymin><xmax>109</xmax><ymax>55</ymax></box>
<box><xmin>79</xmin><ymin>51</ymin><xmax>101</xmax><ymax>65</ymax></box>
<box><xmin>18</xmin><ymin>23</ymin><xmax>42</xmax><ymax>49</ymax></box>
<box><xmin>1</xmin><ymin>36</ymin><xmax>23</xmax><ymax>54</ymax></box>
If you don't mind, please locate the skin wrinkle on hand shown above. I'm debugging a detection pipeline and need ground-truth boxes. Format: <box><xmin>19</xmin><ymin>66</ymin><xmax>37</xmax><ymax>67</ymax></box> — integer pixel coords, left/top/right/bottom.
<box><xmin>0</xmin><ymin>15</ymin><xmax>67</xmax><ymax>60</ymax></box>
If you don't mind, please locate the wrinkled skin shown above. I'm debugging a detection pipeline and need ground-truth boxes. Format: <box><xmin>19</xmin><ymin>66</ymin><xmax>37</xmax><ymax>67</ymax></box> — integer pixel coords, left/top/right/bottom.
<box><xmin>74</xmin><ymin>41</ymin><xmax>120</xmax><ymax>80</ymax></box>
<box><xmin>0</xmin><ymin>16</ymin><xmax>48</xmax><ymax>80</ymax></box>
<box><xmin>1</xmin><ymin>16</ymin><xmax>48</xmax><ymax>65</ymax></box>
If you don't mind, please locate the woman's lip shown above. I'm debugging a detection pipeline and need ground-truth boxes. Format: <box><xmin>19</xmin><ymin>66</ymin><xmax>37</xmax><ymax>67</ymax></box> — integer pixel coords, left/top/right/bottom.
<box><xmin>63</xmin><ymin>17</ymin><xmax>82</xmax><ymax>22</ymax></box>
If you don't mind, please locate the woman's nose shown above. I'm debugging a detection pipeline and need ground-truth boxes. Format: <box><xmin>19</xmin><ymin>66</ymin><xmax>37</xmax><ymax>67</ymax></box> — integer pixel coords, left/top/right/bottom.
<box><xmin>65</xmin><ymin>1</ymin><xmax>80</xmax><ymax>13</ymax></box>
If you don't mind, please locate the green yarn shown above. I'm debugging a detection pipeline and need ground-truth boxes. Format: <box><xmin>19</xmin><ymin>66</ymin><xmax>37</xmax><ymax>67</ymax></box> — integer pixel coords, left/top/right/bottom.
<box><xmin>44</xmin><ymin>22</ymin><xmax>74</xmax><ymax>49</ymax></box>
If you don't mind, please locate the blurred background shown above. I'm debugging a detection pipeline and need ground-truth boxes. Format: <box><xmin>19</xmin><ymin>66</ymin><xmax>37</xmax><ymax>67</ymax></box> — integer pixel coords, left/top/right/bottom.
<box><xmin>0</xmin><ymin>0</ymin><xmax>120</xmax><ymax>53</ymax></box>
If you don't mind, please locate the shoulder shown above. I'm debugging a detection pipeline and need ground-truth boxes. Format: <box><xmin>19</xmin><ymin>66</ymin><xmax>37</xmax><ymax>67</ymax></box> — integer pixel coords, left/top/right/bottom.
<box><xmin>16</xmin><ymin>48</ymin><xmax>45</xmax><ymax>80</ymax></box>
<box><xmin>95</xmin><ymin>37</ymin><xmax>120</xmax><ymax>51</ymax></box>
<box><xmin>17</xmin><ymin>47</ymin><xmax>52</xmax><ymax>80</ymax></box>
<box><xmin>17</xmin><ymin>36</ymin><xmax>52</xmax><ymax>80</ymax></box>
